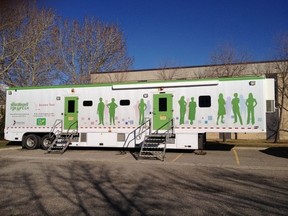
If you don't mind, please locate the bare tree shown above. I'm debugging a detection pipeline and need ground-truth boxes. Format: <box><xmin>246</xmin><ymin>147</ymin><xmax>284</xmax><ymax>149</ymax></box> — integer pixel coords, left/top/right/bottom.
<box><xmin>0</xmin><ymin>105</ymin><xmax>4</xmax><ymax>139</ymax></box>
<box><xmin>0</xmin><ymin>0</ymin><xmax>59</xmax><ymax>87</ymax></box>
<box><xmin>200</xmin><ymin>43</ymin><xmax>251</xmax><ymax>78</ymax></box>
<box><xmin>196</xmin><ymin>43</ymin><xmax>252</xmax><ymax>141</ymax></box>
<box><xmin>157</xmin><ymin>61</ymin><xmax>180</xmax><ymax>80</ymax></box>
<box><xmin>0</xmin><ymin>0</ymin><xmax>27</xmax><ymax>86</ymax></box>
<box><xmin>271</xmin><ymin>33</ymin><xmax>288</xmax><ymax>142</ymax></box>
<box><xmin>106</xmin><ymin>72</ymin><xmax>129</xmax><ymax>83</ymax></box>
<box><xmin>253</xmin><ymin>33</ymin><xmax>288</xmax><ymax>142</ymax></box>
<box><xmin>56</xmin><ymin>18</ymin><xmax>133</xmax><ymax>84</ymax></box>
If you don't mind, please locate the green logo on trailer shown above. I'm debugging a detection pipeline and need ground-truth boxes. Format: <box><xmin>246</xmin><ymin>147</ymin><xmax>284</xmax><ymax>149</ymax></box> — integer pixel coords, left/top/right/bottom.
<box><xmin>36</xmin><ymin>118</ymin><xmax>46</xmax><ymax>126</ymax></box>
<box><xmin>10</xmin><ymin>102</ymin><xmax>29</xmax><ymax>111</ymax></box>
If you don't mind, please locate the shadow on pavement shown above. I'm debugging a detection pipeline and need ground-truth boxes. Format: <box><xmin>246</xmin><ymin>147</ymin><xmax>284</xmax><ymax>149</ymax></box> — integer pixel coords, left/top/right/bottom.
<box><xmin>7</xmin><ymin>141</ymin><xmax>22</xmax><ymax>146</ymax></box>
<box><xmin>205</xmin><ymin>142</ymin><xmax>235</xmax><ymax>151</ymax></box>
<box><xmin>1</xmin><ymin>159</ymin><xmax>287</xmax><ymax>215</ymax></box>
<box><xmin>260</xmin><ymin>147</ymin><xmax>288</xmax><ymax>159</ymax></box>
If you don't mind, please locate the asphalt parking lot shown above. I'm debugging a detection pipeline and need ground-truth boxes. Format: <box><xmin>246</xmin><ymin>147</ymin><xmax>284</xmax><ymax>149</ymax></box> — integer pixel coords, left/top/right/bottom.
<box><xmin>1</xmin><ymin>143</ymin><xmax>287</xmax><ymax>169</ymax></box>
<box><xmin>0</xmin><ymin>143</ymin><xmax>287</xmax><ymax>215</ymax></box>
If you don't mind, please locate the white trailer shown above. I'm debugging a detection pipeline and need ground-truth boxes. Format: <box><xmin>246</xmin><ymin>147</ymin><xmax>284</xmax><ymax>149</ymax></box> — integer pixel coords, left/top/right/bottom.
<box><xmin>4</xmin><ymin>76</ymin><xmax>275</xmax><ymax>156</ymax></box>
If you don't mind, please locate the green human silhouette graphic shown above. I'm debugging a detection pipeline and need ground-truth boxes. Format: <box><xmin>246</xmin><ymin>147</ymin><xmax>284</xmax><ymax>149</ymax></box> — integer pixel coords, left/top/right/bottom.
<box><xmin>232</xmin><ymin>93</ymin><xmax>243</xmax><ymax>125</ymax></box>
<box><xmin>97</xmin><ymin>97</ymin><xmax>105</xmax><ymax>125</ymax></box>
<box><xmin>138</xmin><ymin>99</ymin><xmax>147</xmax><ymax>124</ymax></box>
<box><xmin>107</xmin><ymin>98</ymin><xmax>118</xmax><ymax>125</ymax></box>
<box><xmin>246</xmin><ymin>93</ymin><xmax>257</xmax><ymax>125</ymax></box>
<box><xmin>178</xmin><ymin>96</ymin><xmax>187</xmax><ymax>125</ymax></box>
<box><xmin>188</xmin><ymin>97</ymin><xmax>196</xmax><ymax>124</ymax></box>
<box><xmin>217</xmin><ymin>93</ymin><xmax>226</xmax><ymax>125</ymax></box>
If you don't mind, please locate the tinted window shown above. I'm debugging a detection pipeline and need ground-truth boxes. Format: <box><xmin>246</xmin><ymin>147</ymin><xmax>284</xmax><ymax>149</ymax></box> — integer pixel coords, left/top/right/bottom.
<box><xmin>83</xmin><ymin>100</ymin><xmax>93</xmax><ymax>106</ymax></box>
<box><xmin>199</xmin><ymin>96</ymin><xmax>211</xmax><ymax>108</ymax></box>
<box><xmin>120</xmin><ymin>100</ymin><xmax>130</xmax><ymax>106</ymax></box>
<box><xmin>68</xmin><ymin>100</ymin><xmax>75</xmax><ymax>113</ymax></box>
<box><xmin>159</xmin><ymin>98</ymin><xmax>167</xmax><ymax>111</ymax></box>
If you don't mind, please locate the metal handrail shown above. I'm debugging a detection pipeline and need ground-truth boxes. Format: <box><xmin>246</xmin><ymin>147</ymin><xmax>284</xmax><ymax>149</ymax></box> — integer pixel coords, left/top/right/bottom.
<box><xmin>122</xmin><ymin>119</ymin><xmax>151</xmax><ymax>148</ymax></box>
<box><xmin>49</xmin><ymin>119</ymin><xmax>78</xmax><ymax>143</ymax></box>
<box><xmin>49</xmin><ymin>119</ymin><xmax>63</xmax><ymax>139</ymax></box>
<box><xmin>66</xmin><ymin>121</ymin><xmax>78</xmax><ymax>136</ymax></box>
<box><xmin>154</xmin><ymin>119</ymin><xmax>174</xmax><ymax>161</ymax></box>
<box><xmin>62</xmin><ymin>121</ymin><xmax>79</xmax><ymax>145</ymax></box>
<box><xmin>153</xmin><ymin>118</ymin><xmax>174</xmax><ymax>137</ymax></box>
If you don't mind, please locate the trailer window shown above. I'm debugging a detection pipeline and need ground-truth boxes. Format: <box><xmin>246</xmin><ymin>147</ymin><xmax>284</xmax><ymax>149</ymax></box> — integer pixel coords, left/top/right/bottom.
<box><xmin>159</xmin><ymin>98</ymin><xmax>167</xmax><ymax>111</ymax></box>
<box><xmin>199</xmin><ymin>96</ymin><xmax>211</xmax><ymax>108</ymax></box>
<box><xmin>68</xmin><ymin>100</ymin><xmax>75</xmax><ymax>113</ymax></box>
<box><xmin>83</xmin><ymin>100</ymin><xmax>93</xmax><ymax>107</ymax></box>
<box><xmin>120</xmin><ymin>100</ymin><xmax>130</xmax><ymax>106</ymax></box>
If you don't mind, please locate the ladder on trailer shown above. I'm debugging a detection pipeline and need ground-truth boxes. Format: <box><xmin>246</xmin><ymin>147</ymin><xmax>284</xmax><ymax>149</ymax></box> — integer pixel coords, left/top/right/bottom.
<box><xmin>47</xmin><ymin>120</ymin><xmax>78</xmax><ymax>154</ymax></box>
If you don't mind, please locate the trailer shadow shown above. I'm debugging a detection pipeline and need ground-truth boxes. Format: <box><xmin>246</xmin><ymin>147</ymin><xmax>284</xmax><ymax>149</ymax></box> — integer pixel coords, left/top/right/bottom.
<box><xmin>259</xmin><ymin>147</ymin><xmax>288</xmax><ymax>159</ymax></box>
<box><xmin>204</xmin><ymin>141</ymin><xmax>235</xmax><ymax>151</ymax></box>
<box><xmin>0</xmin><ymin>141</ymin><xmax>21</xmax><ymax>148</ymax></box>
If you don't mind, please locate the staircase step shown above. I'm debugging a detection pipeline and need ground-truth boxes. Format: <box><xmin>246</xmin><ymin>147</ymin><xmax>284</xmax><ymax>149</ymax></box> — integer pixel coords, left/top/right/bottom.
<box><xmin>47</xmin><ymin>136</ymin><xmax>71</xmax><ymax>154</ymax></box>
<box><xmin>142</xmin><ymin>146</ymin><xmax>164</xmax><ymax>149</ymax></box>
<box><xmin>55</xmin><ymin>140</ymin><xmax>67</xmax><ymax>143</ymax></box>
<box><xmin>55</xmin><ymin>142</ymin><xmax>66</xmax><ymax>146</ymax></box>
<box><xmin>48</xmin><ymin>150</ymin><xmax>65</xmax><ymax>154</ymax></box>
<box><xmin>139</xmin><ymin>154</ymin><xmax>156</xmax><ymax>158</ymax></box>
<box><xmin>145</xmin><ymin>139</ymin><xmax>165</xmax><ymax>142</ymax></box>
<box><xmin>146</xmin><ymin>134</ymin><xmax>166</xmax><ymax>138</ymax></box>
<box><xmin>141</xmin><ymin>150</ymin><xmax>163</xmax><ymax>154</ymax></box>
<box><xmin>138</xmin><ymin>133</ymin><xmax>168</xmax><ymax>161</ymax></box>
<box><xmin>51</xmin><ymin>146</ymin><xmax>65</xmax><ymax>149</ymax></box>
<box><xmin>143</xmin><ymin>143</ymin><xmax>165</xmax><ymax>146</ymax></box>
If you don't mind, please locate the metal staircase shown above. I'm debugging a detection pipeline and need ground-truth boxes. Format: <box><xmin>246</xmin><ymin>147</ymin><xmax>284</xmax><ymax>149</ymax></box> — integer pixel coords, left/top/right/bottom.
<box><xmin>121</xmin><ymin>118</ymin><xmax>174</xmax><ymax>161</ymax></box>
<box><xmin>138</xmin><ymin>119</ymin><xmax>174</xmax><ymax>161</ymax></box>
<box><xmin>47</xmin><ymin>120</ymin><xmax>78</xmax><ymax>154</ymax></box>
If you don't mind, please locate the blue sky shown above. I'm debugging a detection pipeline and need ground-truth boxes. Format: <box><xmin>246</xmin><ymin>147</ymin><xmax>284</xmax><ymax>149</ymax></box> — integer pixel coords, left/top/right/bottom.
<box><xmin>38</xmin><ymin>0</ymin><xmax>288</xmax><ymax>70</ymax></box>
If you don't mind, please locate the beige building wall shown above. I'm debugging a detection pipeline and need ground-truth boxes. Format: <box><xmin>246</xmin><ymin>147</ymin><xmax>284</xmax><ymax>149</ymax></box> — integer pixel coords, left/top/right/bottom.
<box><xmin>91</xmin><ymin>61</ymin><xmax>286</xmax><ymax>141</ymax></box>
<box><xmin>91</xmin><ymin>61</ymin><xmax>279</xmax><ymax>83</ymax></box>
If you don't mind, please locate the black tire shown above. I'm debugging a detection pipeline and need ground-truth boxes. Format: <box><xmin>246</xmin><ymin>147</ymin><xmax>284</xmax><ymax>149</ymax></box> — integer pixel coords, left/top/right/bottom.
<box><xmin>22</xmin><ymin>134</ymin><xmax>40</xmax><ymax>150</ymax></box>
<box><xmin>40</xmin><ymin>134</ymin><xmax>53</xmax><ymax>150</ymax></box>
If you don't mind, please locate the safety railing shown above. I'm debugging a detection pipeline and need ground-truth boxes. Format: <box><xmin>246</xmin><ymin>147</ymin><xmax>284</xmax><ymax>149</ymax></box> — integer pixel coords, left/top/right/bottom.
<box><xmin>65</xmin><ymin>120</ymin><xmax>78</xmax><ymax>139</ymax></box>
<box><xmin>49</xmin><ymin>119</ymin><xmax>63</xmax><ymax>140</ymax></box>
<box><xmin>153</xmin><ymin>118</ymin><xmax>174</xmax><ymax>138</ymax></box>
<box><xmin>122</xmin><ymin>118</ymin><xmax>151</xmax><ymax>149</ymax></box>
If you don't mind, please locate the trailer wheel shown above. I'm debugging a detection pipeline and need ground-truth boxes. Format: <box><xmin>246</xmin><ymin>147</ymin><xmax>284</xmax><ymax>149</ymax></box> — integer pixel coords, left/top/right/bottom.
<box><xmin>40</xmin><ymin>134</ymin><xmax>53</xmax><ymax>150</ymax></box>
<box><xmin>23</xmin><ymin>134</ymin><xmax>40</xmax><ymax>150</ymax></box>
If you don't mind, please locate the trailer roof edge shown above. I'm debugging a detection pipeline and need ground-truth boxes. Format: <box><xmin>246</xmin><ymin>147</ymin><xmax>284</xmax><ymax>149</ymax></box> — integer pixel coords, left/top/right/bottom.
<box><xmin>6</xmin><ymin>75</ymin><xmax>266</xmax><ymax>90</ymax></box>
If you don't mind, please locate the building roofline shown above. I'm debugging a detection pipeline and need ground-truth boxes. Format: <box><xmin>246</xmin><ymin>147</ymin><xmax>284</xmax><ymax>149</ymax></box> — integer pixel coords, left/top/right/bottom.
<box><xmin>91</xmin><ymin>59</ymin><xmax>287</xmax><ymax>74</ymax></box>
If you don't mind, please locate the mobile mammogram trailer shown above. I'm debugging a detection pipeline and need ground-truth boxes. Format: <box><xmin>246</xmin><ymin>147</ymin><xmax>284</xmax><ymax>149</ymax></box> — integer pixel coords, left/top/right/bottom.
<box><xmin>5</xmin><ymin>76</ymin><xmax>275</xmax><ymax>156</ymax></box>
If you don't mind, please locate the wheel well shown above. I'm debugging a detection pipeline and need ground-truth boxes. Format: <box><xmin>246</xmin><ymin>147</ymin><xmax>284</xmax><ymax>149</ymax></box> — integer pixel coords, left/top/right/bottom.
<box><xmin>23</xmin><ymin>132</ymin><xmax>50</xmax><ymax>139</ymax></box>
<box><xmin>22</xmin><ymin>132</ymin><xmax>51</xmax><ymax>147</ymax></box>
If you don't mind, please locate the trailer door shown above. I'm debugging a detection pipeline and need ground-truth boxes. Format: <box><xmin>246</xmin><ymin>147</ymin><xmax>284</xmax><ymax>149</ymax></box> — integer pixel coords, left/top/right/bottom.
<box><xmin>153</xmin><ymin>93</ymin><xmax>173</xmax><ymax>130</ymax></box>
<box><xmin>64</xmin><ymin>97</ymin><xmax>78</xmax><ymax>130</ymax></box>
